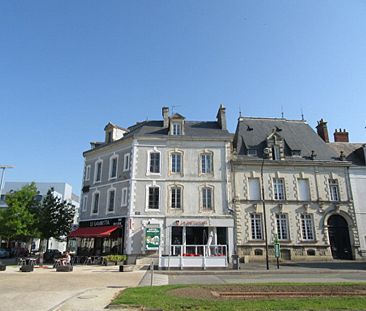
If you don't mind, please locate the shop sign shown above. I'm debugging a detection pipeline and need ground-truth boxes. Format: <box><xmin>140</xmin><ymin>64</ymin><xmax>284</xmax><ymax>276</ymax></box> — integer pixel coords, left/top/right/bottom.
<box><xmin>79</xmin><ymin>218</ymin><xmax>124</xmax><ymax>228</ymax></box>
<box><xmin>145</xmin><ymin>227</ymin><xmax>161</xmax><ymax>250</ymax></box>
<box><xmin>175</xmin><ymin>220</ymin><xmax>208</xmax><ymax>226</ymax></box>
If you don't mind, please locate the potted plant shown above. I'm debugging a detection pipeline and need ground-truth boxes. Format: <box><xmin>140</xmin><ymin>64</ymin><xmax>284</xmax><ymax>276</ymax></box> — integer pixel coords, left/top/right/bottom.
<box><xmin>103</xmin><ymin>255</ymin><xmax>126</xmax><ymax>266</ymax></box>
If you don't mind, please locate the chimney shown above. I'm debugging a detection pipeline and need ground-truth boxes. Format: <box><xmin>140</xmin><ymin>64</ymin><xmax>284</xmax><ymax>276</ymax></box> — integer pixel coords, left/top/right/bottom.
<box><xmin>316</xmin><ymin>119</ymin><xmax>329</xmax><ymax>143</ymax></box>
<box><xmin>334</xmin><ymin>128</ymin><xmax>349</xmax><ymax>142</ymax></box>
<box><xmin>162</xmin><ymin>107</ymin><xmax>169</xmax><ymax>128</ymax></box>
<box><xmin>216</xmin><ymin>104</ymin><xmax>227</xmax><ymax>130</ymax></box>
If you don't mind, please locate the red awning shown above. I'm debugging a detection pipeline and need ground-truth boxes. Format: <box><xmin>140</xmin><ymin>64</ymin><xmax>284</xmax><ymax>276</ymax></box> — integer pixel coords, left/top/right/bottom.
<box><xmin>69</xmin><ymin>225</ymin><xmax>120</xmax><ymax>238</ymax></box>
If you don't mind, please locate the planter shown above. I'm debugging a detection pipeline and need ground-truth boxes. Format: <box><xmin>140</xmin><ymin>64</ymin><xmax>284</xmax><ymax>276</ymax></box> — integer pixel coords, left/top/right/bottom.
<box><xmin>0</xmin><ymin>264</ymin><xmax>6</xmax><ymax>271</ymax></box>
<box><xmin>104</xmin><ymin>261</ymin><xmax>117</xmax><ymax>266</ymax></box>
<box><xmin>20</xmin><ymin>265</ymin><xmax>34</xmax><ymax>272</ymax></box>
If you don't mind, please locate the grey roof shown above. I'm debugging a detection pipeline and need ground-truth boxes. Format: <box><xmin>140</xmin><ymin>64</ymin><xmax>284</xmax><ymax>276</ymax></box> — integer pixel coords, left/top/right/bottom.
<box><xmin>125</xmin><ymin>120</ymin><xmax>232</xmax><ymax>139</ymax></box>
<box><xmin>329</xmin><ymin>142</ymin><xmax>365</xmax><ymax>166</ymax></box>
<box><xmin>85</xmin><ymin>118</ymin><xmax>232</xmax><ymax>154</ymax></box>
<box><xmin>234</xmin><ymin>117</ymin><xmax>340</xmax><ymax>161</ymax></box>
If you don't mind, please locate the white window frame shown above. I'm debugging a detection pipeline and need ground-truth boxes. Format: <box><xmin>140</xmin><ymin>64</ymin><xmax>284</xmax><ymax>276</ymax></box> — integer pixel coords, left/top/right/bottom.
<box><xmin>201</xmin><ymin>186</ymin><xmax>214</xmax><ymax>210</ymax></box>
<box><xmin>121</xmin><ymin>187</ymin><xmax>128</xmax><ymax>207</ymax></box>
<box><xmin>82</xmin><ymin>195</ymin><xmax>88</xmax><ymax>212</ymax></box>
<box><xmin>94</xmin><ymin>160</ymin><xmax>103</xmax><ymax>183</ymax></box>
<box><xmin>273</xmin><ymin>178</ymin><xmax>285</xmax><ymax>200</ymax></box>
<box><xmin>123</xmin><ymin>153</ymin><xmax>130</xmax><ymax>172</ymax></box>
<box><xmin>147</xmin><ymin>149</ymin><xmax>161</xmax><ymax>175</ymax></box>
<box><xmin>91</xmin><ymin>191</ymin><xmax>100</xmax><ymax>215</ymax></box>
<box><xmin>146</xmin><ymin>185</ymin><xmax>160</xmax><ymax>210</ymax></box>
<box><xmin>276</xmin><ymin>213</ymin><xmax>289</xmax><ymax>240</ymax></box>
<box><xmin>329</xmin><ymin>179</ymin><xmax>340</xmax><ymax>201</ymax></box>
<box><xmin>251</xmin><ymin>213</ymin><xmax>263</xmax><ymax>240</ymax></box>
<box><xmin>109</xmin><ymin>155</ymin><xmax>118</xmax><ymax>180</ymax></box>
<box><xmin>170</xmin><ymin>185</ymin><xmax>183</xmax><ymax>209</ymax></box>
<box><xmin>172</xmin><ymin>122</ymin><xmax>182</xmax><ymax>135</ymax></box>
<box><xmin>171</xmin><ymin>152</ymin><xmax>182</xmax><ymax>174</ymax></box>
<box><xmin>200</xmin><ymin>151</ymin><xmax>213</xmax><ymax>175</ymax></box>
<box><xmin>106</xmin><ymin>188</ymin><xmax>116</xmax><ymax>214</ymax></box>
<box><xmin>301</xmin><ymin>214</ymin><xmax>315</xmax><ymax>240</ymax></box>
<box><xmin>84</xmin><ymin>165</ymin><xmax>91</xmax><ymax>181</ymax></box>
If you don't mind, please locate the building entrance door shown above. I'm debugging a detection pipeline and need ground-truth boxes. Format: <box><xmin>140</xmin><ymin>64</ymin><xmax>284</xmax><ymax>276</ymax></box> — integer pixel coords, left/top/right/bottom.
<box><xmin>327</xmin><ymin>215</ymin><xmax>352</xmax><ymax>260</ymax></box>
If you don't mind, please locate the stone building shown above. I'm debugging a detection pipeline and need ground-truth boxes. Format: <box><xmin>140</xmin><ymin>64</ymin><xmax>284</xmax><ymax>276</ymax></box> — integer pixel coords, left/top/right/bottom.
<box><xmin>231</xmin><ymin>117</ymin><xmax>360</xmax><ymax>262</ymax></box>
<box><xmin>75</xmin><ymin>106</ymin><xmax>234</xmax><ymax>267</ymax></box>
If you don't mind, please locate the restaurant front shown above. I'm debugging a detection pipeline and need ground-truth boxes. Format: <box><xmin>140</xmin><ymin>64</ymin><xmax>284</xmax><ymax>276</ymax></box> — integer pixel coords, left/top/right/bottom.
<box><xmin>159</xmin><ymin>217</ymin><xmax>234</xmax><ymax>269</ymax></box>
<box><xmin>68</xmin><ymin>217</ymin><xmax>125</xmax><ymax>257</ymax></box>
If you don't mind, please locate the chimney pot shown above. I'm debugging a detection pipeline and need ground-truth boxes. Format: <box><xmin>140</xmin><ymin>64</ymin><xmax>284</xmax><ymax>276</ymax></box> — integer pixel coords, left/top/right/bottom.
<box><xmin>334</xmin><ymin>128</ymin><xmax>349</xmax><ymax>142</ymax></box>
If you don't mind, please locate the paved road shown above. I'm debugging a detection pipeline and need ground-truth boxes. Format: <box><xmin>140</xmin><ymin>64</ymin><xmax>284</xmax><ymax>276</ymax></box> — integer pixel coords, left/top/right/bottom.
<box><xmin>0</xmin><ymin>265</ymin><xmax>145</xmax><ymax>311</ymax></box>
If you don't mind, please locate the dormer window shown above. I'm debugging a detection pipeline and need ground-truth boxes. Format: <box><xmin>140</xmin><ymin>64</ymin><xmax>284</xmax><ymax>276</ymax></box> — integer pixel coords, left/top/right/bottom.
<box><xmin>172</xmin><ymin>123</ymin><xmax>182</xmax><ymax>135</ymax></box>
<box><xmin>247</xmin><ymin>149</ymin><xmax>257</xmax><ymax>157</ymax></box>
<box><xmin>272</xmin><ymin>146</ymin><xmax>280</xmax><ymax>160</ymax></box>
<box><xmin>107</xmin><ymin>131</ymin><xmax>113</xmax><ymax>143</ymax></box>
<box><xmin>292</xmin><ymin>150</ymin><xmax>301</xmax><ymax>157</ymax></box>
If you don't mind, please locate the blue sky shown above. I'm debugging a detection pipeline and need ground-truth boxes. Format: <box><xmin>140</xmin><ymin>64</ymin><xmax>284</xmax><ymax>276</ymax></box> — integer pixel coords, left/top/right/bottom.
<box><xmin>1</xmin><ymin>0</ymin><xmax>366</xmax><ymax>195</ymax></box>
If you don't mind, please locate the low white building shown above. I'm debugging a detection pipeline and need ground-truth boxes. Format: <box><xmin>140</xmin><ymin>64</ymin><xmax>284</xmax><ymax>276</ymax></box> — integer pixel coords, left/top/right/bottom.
<box><xmin>1</xmin><ymin>182</ymin><xmax>80</xmax><ymax>252</ymax></box>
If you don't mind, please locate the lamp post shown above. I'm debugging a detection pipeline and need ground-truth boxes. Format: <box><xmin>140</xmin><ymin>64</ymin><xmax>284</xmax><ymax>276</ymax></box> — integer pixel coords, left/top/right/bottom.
<box><xmin>260</xmin><ymin>156</ymin><xmax>270</xmax><ymax>270</ymax></box>
<box><xmin>0</xmin><ymin>165</ymin><xmax>15</xmax><ymax>198</ymax></box>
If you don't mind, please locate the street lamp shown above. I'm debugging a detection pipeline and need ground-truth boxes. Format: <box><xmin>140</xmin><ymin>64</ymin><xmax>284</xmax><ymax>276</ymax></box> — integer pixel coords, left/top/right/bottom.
<box><xmin>0</xmin><ymin>165</ymin><xmax>15</xmax><ymax>198</ymax></box>
<box><xmin>260</xmin><ymin>152</ymin><xmax>270</xmax><ymax>270</ymax></box>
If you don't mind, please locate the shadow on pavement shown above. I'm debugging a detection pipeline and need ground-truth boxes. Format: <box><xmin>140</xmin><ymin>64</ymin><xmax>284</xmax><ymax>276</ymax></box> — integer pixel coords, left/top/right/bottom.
<box><xmin>281</xmin><ymin>261</ymin><xmax>366</xmax><ymax>271</ymax></box>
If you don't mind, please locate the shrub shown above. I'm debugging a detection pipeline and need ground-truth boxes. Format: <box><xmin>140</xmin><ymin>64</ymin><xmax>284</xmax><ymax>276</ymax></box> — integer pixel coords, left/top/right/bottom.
<box><xmin>103</xmin><ymin>255</ymin><xmax>127</xmax><ymax>264</ymax></box>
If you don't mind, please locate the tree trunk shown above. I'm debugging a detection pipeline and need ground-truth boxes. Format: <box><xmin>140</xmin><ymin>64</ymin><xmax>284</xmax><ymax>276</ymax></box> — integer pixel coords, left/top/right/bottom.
<box><xmin>46</xmin><ymin>238</ymin><xmax>49</xmax><ymax>252</ymax></box>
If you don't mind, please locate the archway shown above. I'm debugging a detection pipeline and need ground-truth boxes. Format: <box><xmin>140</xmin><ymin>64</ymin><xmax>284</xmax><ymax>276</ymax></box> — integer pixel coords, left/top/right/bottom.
<box><xmin>327</xmin><ymin>215</ymin><xmax>352</xmax><ymax>260</ymax></box>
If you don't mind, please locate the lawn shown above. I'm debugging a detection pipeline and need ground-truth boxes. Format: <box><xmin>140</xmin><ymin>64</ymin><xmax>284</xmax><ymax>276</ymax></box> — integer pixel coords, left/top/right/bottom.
<box><xmin>111</xmin><ymin>282</ymin><xmax>366</xmax><ymax>310</ymax></box>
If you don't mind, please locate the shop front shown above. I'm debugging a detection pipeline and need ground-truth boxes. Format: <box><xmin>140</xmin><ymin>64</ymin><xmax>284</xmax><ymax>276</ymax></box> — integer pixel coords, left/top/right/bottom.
<box><xmin>160</xmin><ymin>218</ymin><xmax>233</xmax><ymax>269</ymax></box>
<box><xmin>68</xmin><ymin>217</ymin><xmax>125</xmax><ymax>257</ymax></box>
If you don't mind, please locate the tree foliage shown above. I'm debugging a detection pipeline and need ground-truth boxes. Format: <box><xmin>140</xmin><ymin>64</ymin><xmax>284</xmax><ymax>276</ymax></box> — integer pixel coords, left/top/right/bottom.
<box><xmin>37</xmin><ymin>188</ymin><xmax>75</xmax><ymax>248</ymax></box>
<box><xmin>0</xmin><ymin>183</ymin><xmax>39</xmax><ymax>241</ymax></box>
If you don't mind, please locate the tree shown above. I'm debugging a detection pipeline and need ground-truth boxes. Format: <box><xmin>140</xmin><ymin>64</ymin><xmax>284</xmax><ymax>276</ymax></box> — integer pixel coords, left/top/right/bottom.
<box><xmin>37</xmin><ymin>188</ymin><xmax>75</xmax><ymax>251</ymax></box>
<box><xmin>0</xmin><ymin>183</ymin><xmax>39</xmax><ymax>243</ymax></box>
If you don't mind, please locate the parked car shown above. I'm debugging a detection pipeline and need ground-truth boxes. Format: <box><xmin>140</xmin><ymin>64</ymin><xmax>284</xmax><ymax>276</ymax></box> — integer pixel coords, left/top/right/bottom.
<box><xmin>43</xmin><ymin>249</ymin><xmax>62</xmax><ymax>262</ymax></box>
<box><xmin>0</xmin><ymin>248</ymin><xmax>10</xmax><ymax>258</ymax></box>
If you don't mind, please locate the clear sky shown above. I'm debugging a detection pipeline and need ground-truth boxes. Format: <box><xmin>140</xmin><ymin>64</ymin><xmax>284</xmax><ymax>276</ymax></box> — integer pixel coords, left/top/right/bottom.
<box><xmin>1</xmin><ymin>0</ymin><xmax>366</xmax><ymax>195</ymax></box>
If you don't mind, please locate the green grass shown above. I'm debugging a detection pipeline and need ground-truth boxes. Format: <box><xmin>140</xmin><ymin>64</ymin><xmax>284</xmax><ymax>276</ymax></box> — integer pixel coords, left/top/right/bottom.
<box><xmin>112</xmin><ymin>282</ymin><xmax>366</xmax><ymax>311</ymax></box>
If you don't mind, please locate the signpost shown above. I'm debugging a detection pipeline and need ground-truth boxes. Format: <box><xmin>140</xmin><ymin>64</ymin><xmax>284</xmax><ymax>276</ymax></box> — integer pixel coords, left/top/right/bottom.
<box><xmin>274</xmin><ymin>234</ymin><xmax>280</xmax><ymax>269</ymax></box>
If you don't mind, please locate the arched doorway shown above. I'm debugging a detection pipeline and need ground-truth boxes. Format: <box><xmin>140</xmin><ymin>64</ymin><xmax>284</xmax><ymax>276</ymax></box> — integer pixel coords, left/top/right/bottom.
<box><xmin>327</xmin><ymin>215</ymin><xmax>352</xmax><ymax>260</ymax></box>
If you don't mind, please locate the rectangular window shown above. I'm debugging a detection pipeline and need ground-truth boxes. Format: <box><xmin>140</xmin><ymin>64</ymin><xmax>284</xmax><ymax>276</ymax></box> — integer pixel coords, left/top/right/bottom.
<box><xmin>247</xmin><ymin>149</ymin><xmax>257</xmax><ymax>156</ymax></box>
<box><xmin>121</xmin><ymin>188</ymin><xmax>128</xmax><ymax>206</ymax></box>
<box><xmin>95</xmin><ymin>161</ymin><xmax>102</xmax><ymax>182</ymax></box>
<box><xmin>329</xmin><ymin>179</ymin><xmax>340</xmax><ymax>201</ymax></box>
<box><xmin>273</xmin><ymin>178</ymin><xmax>285</xmax><ymax>200</ymax></box>
<box><xmin>110</xmin><ymin>157</ymin><xmax>118</xmax><ymax>179</ymax></box>
<box><xmin>298</xmin><ymin>179</ymin><xmax>310</xmax><ymax>201</ymax></box>
<box><xmin>251</xmin><ymin>214</ymin><xmax>263</xmax><ymax>240</ymax></box>
<box><xmin>108</xmin><ymin>190</ymin><xmax>115</xmax><ymax>212</ymax></box>
<box><xmin>92</xmin><ymin>193</ymin><xmax>99</xmax><ymax>214</ymax></box>
<box><xmin>84</xmin><ymin>165</ymin><xmax>91</xmax><ymax>181</ymax></box>
<box><xmin>272</xmin><ymin>146</ymin><xmax>280</xmax><ymax>160</ymax></box>
<box><xmin>171</xmin><ymin>187</ymin><xmax>182</xmax><ymax>209</ymax></box>
<box><xmin>82</xmin><ymin>195</ymin><xmax>88</xmax><ymax>212</ymax></box>
<box><xmin>201</xmin><ymin>153</ymin><xmax>212</xmax><ymax>174</ymax></box>
<box><xmin>301</xmin><ymin>214</ymin><xmax>314</xmax><ymax>240</ymax></box>
<box><xmin>123</xmin><ymin>153</ymin><xmax>130</xmax><ymax>171</ymax></box>
<box><xmin>148</xmin><ymin>187</ymin><xmax>159</xmax><ymax>209</ymax></box>
<box><xmin>276</xmin><ymin>214</ymin><xmax>289</xmax><ymax>240</ymax></box>
<box><xmin>202</xmin><ymin>187</ymin><xmax>213</xmax><ymax>209</ymax></box>
<box><xmin>171</xmin><ymin>153</ymin><xmax>182</xmax><ymax>173</ymax></box>
<box><xmin>248</xmin><ymin>178</ymin><xmax>261</xmax><ymax>200</ymax></box>
<box><xmin>149</xmin><ymin>152</ymin><xmax>160</xmax><ymax>173</ymax></box>
<box><xmin>172</xmin><ymin>123</ymin><xmax>181</xmax><ymax>135</ymax></box>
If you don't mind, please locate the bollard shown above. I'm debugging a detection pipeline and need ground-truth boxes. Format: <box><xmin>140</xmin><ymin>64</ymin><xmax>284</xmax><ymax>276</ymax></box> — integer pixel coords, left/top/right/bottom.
<box><xmin>150</xmin><ymin>261</ymin><xmax>154</xmax><ymax>286</ymax></box>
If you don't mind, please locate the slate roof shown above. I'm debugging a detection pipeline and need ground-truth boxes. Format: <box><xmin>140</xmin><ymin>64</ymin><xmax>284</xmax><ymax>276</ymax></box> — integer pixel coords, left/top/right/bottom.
<box><xmin>329</xmin><ymin>142</ymin><xmax>365</xmax><ymax>166</ymax></box>
<box><xmin>85</xmin><ymin>118</ymin><xmax>232</xmax><ymax>154</ymax></box>
<box><xmin>124</xmin><ymin>120</ymin><xmax>232</xmax><ymax>139</ymax></box>
<box><xmin>234</xmin><ymin>117</ymin><xmax>340</xmax><ymax>161</ymax></box>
